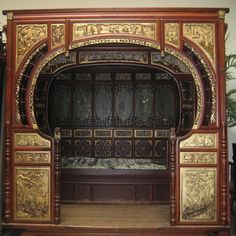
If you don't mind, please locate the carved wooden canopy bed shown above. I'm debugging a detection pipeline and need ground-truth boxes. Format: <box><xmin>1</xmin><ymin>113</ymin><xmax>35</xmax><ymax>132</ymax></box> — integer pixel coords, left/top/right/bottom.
<box><xmin>1</xmin><ymin>7</ymin><xmax>230</xmax><ymax>236</ymax></box>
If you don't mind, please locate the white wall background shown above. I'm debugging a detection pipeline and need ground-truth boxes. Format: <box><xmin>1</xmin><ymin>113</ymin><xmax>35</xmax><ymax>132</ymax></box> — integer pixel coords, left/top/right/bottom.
<box><xmin>0</xmin><ymin>0</ymin><xmax>235</xmax><ymax>159</ymax></box>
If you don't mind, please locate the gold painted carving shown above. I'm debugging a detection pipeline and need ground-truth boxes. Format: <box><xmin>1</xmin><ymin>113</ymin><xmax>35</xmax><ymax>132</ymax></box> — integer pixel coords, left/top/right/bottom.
<box><xmin>51</xmin><ymin>24</ymin><xmax>65</xmax><ymax>49</ymax></box>
<box><xmin>180</xmin><ymin>152</ymin><xmax>217</xmax><ymax>164</ymax></box>
<box><xmin>73</xmin><ymin>23</ymin><xmax>156</xmax><ymax>40</ymax></box>
<box><xmin>16</xmin><ymin>24</ymin><xmax>47</xmax><ymax>67</ymax></box>
<box><xmin>15</xmin><ymin>167</ymin><xmax>50</xmax><ymax>220</ymax></box>
<box><xmin>165</xmin><ymin>47</ymin><xmax>202</xmax><ymax>128</ymax></box>
<box><xmin>180</xmin><ymin>168</ymin><xmax>216</xmax><ymax>221</ymax></box>
<box><xmin>165</xmin><ymin>23</ymin><xmax>179</xmax><ymax>48</ymax></box>
<box><xmin>218</xmin><ymin>10</ymin><xmax>226</xmax><ymax>19</ymax></box>
<box><xmin>15</xmin><ymin>151</ymin><xmax>50</xmax><ymax>163</ymax></box>
<box><xmin>180</xmin><ymin>133</ymin><xmax>216</xmax><ymax>148</ymax></box>
<box><xmin>183</xmin><ymin>23</ymin><xmax>215</xmax><ymax>64</ymax></box>
<box><xmin>79</xmin><ymin>51</ymin><xmax>148</xmax><ymax>64</ymax></box>
<box><xmin>7</xmin><ymin>12</ymin><xmax>13</xmax><ymax>20</ymax></box>
<box><xmin>184</xmin><ymin>42</ymin><xmax>216</xmax><ymax>123</ymax></box>
<box><xmin>15</xmin><ymin>133</ymin><xmax>51</xmax><ymax>147</ymax></box>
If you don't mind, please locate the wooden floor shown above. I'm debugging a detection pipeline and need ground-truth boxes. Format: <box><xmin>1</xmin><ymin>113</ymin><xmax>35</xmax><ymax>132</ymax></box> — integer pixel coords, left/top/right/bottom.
<box><xmin>61</xmin><ymin>204</ymin><xmax>170</xmax><ymax>228</ymax></box>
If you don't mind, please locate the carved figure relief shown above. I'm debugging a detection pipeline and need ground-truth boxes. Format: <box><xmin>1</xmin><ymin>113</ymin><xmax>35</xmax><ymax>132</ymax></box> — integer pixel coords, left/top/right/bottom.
<box><xmin>16</xmin><ymin>24</ymin><xmax>47</xmax><ymax>67</ymax></box>
<box><xmin>183</xmin><ymin>23</ymin><xmax>215</xmax><ymax>64</ymax></box>
<box><xmin>165</xmin><ymin>23</ymin><xmax>179</xmax><ymax>48</ymax></box>
<box><xmin>15</xmin><ymin>133</ymin><xmax>51</xmax><ymax>147</ymax></box>
<box><xmin>180</xmin><ymin>152</ymin><xmax>217</xmax><ymax>164</ymax></box>
<box><xmin>73</xmin><ymin>23</ymin><xmax>156</xmax><ymax>40</ymax></box>
<box><xmin>15</xmin><ymin>167</ymin><xmax>50</xmax><ymax>220</ymax></box>
<box><xmin>51</xmin><ymin>24</ymin><xmax>65</xmax><ymax>48</ymax></box>
<box><xmin>180</xmin><ymin>168</ymin><xmax>216</xmax><ymax>221</ymax></box>
<box><xmin>180</xmin><ymin>134</ymin><xmax>216</xmax><ymax>148</ymax></box>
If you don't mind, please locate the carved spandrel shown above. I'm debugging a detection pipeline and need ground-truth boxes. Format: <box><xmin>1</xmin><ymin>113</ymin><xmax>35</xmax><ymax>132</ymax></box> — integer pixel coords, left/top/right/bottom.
<box><xmin>73</xmin><ymin>23</ymin><xmax>156</xmax><ymax>40</ymax></box>
<box><xmin>180</xmin><ymin>168</ymin><xmax>216</xmax><ymax>221</ymax></box>
<box><xmin>16</xmin><ymin>24</ymin><xmax>47</xmax><ymax>67</ymax></box>
<box><xmin>183</xmin><ymin>23</ymin><xmax>215</xmax><ymax>64</ymax></box>
<box><xmin>79</xmin><ymin>51</ymin><xmax>148</xmax><ymax>64</ymax></box>
<box><xmin>165</xmin><ymin>23</ymin><xmax>179</xmax><ymax>48</ymax></box>
<box><xmin>15</xmin><ymin>151</ymin><xmax>50</xmax><ymax>163</ymax></box>
<box><xmin>51</xmin><ymin>24</ymin><xmax>65</xmax><ymax>49</ymax></box>
<box><xmin>180</xmin><ymin>152</ymin><xmax>217</xmax><ymax>164</ymax></box>
<box><xmin>180</xmin><ymin>134</ymin><xmax>216</xmax><ymax>148</ymax></box>
<box><xmin>15</xmin><ymin>167</ymin><xmax>50</xmax><ymax>220</ymax></box>
<box><xmin>15</xmin><ymin>133</ymin><xmax>51</xmax><ymax>147</ymax></box>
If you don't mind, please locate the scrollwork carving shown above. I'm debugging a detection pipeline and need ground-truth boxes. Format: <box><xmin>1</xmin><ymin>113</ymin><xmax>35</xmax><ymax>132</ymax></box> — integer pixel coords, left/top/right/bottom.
<box><xmin>51</xmin><ymin>24</ymin><xmax>65</xmax><ymax>49</ymax></box>
<box><xmin>180</xmin><ymin>168</ymin><xmax>216</xmax><ymax>221</ymax></box>
<box><xmin>15</xmin><ymin>151</ymin><xmax>50</xmax><ymax>163</ymax></box>
<box><xmin>165</xmin><ymin>23</ymin><xmax>179</xmax><ymax>47</ymax></box>
<box><xmin>15</xmin><ymin>133</ymin><xmax>51</xmax><ymax>147</ymax></box>
<box><xmin>180</xmin><ymin>152</ymin><xmax>217</xmax><ymax>164</ymax></box>
<box><xmin>73</xmin><ymin>23</ymin><xmax>156</xmax><ymax>40</ymax></box>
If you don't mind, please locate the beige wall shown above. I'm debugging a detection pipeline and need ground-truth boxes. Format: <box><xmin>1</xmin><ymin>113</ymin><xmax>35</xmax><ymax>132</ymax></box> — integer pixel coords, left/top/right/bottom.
<box><xmin>0</xmin><ymin>0</ymin><xmax>236</xmax><ymax>159</ymax></box>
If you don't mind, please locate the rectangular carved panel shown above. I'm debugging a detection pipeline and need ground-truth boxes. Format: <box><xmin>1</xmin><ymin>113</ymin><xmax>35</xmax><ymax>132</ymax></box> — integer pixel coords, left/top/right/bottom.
<box><xmin>180</xmin><ymin>152</ymin><xmax>217</xmax><ymax>164</ymax></box>
<box><xmin>180</xmin><ymin>168</ymin><xmax>217</xmax><ymax>222</ymax></box>
<box><xmin>15</xmin><ymin>167</ymin><xmax>50</xmax><ymax>220</ymax></box>
<box><xmin>15</xmin><ymin>151</ymin><xmax>50</xmax><ymax>163</ymax></box>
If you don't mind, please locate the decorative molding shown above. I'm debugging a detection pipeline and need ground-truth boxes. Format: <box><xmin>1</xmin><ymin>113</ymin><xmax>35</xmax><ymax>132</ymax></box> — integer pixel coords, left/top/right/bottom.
<box><xmin>51</xmin><ymin>24</ymin><xmax>65</xmax><ymax>49</ymax></box>
<box><xmin>165</xmin><ymin>23</ymin><xmax>179</xmax><ymax>48</ymax></box>
<box><xmin>180</xmin><ymin>168</ymin><xmax>217</xmax><ymax>222</ymax></box>
<box><xmin>16</xmin><ymin>24</ymin><xmax>47</xmax><ymax>68</ymax></box>
<box><xmin>73</xmin><ymin>23</ymin><xmax>156</xmax><ymax>40</ymax></box>
<box><xmin>15</xmin><ymin>167</ymin><xmax>50</xmax><ymax>220</ymax></box>
<box><xmin>180</xmin><ymin>133</ymin><xmax>217</xmax><ymax>148</ymax></box>
<box><xmin>15</xmin><ymin>133</ymin><xmax>51</xmax><ymax>147</ymax></box>
<box><xmin>183</xmin><ymin>23</ymin><xmax>215</xmax><ymax>65</ymax></box>
<box><xmin>218</xmin><ymin>10</ymin><xmax>226</xmax><ymax>19</ymax></box>
<box><xmin>15</xmin><ymin>151</ymin><xmax>50</xmax><ymax>163</ymax></box>
<box><xmin>165</xmin><ymin>47</ymin><xmax>202</xmax><ymax>129</ymax></box>
<box><xmin>79</xmin><ymin>51</ymin><xmax>148</xmax><ymax>64</ymax></box>
<box><xmin>180</xmin><ymin>152</ymin><xmax>217</xmax><ymax>164</ymax></box>
<box><xmin>7</xmin><ymin>12</ymin><xmax>13</xmax><ymax>20</ymax></box>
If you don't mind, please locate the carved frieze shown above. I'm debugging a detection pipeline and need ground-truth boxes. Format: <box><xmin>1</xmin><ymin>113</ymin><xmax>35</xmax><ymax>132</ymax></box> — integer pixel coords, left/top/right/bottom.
<box><xmin>183</xmin><ymin>23</ymin><xmax>215</xmax><ymax>64</ymax></box>
<box><xmin>180</xmin><ymin>168</ymin><xmax>216</xmax><ymax>221</ymax></box>
<box><xmin>15</xmin><ymin>133</ymin><xmax>51</xmax><ymax>147</ymax></box>
<box><xmin>51</xmin><ymin>24</ymin><xmax>65</xmax><ymax>49</ymax></box>
<box><xmin>15</xmin><ymin>151</ymin><xmax>50</xmax><ymax>163</ymax></box>
<box><xmin>135</xmin><ymin>130</ymin><xmax>153</xmax><ymax>138</ymax></box>
<box><xmin>16</xmin><ymin>24</ymin><xmax>47</xmax><ymax>67</ymax></box>
<box><xmin>73</xmin><ymin>23</ymin><xmax>156</xmax><ymax>40</ymax></box>
<box><xmin>165</xmin><ymin>23</ymin><xmax>179</xmax><ymax>48</ymax></box>
<box><xmin>180</xmin><ymin>133</ymin><xmax>216</xmax><ymax>148</ymax></box>
<box><xmin>79</xmin><ymin>51</ymin><xmax>148</xmax><ymax>64</ymax></box>
<box><xmin>180</xmin><ymin>152</ymin><xmax>217</xmax><ymax>164</ymax></box>
<box><xmin>15</xmin><ymin>167</ymin><xmax>50</xmax><ymax>220</ymax></box>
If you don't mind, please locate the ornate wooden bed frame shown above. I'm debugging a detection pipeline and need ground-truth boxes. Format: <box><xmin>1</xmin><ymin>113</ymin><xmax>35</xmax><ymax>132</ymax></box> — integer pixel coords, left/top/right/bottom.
<box><xmin>1</xmin><ymin>7</ymin><xmax>230</xmax><ymax>235</ymax></box>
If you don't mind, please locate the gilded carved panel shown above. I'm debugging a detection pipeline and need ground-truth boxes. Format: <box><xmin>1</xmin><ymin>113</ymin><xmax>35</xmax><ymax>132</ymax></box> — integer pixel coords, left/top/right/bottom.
<box><xmin>15</xmin><ymin>167</ymin><xmax>50</xmax><ymax>220</ymax></box>
<box><xmin>15</xmin><ymin>151</ymin><xmax>50</xmax><ymax>163</ymax></box>
<box><xmin>51</xmin><ymin>24</ymin><xmax>65</xmax><ymax>49</ymax></box>
<box><xmin>180</xmin><ymin>168</ymin><xmax>217</xmax><ymax>221</ymax></box>
<box><xmin>73</xmin><ymin>23</ymin><xmax>156</xmax><ymax>40</ymax></box>
<box><xmin>180</xmin><ymin>133</ymin><xmax>216</xmax><ymax>148</ymax></box>
<box><xmin>15</xmin><ymin>133</ymin><xmax>51</xmax><ymax>147</ymax></box>
<box><xmin>183</xmin><ymin>23</ymin><xmax>215</xmax><ymax>64</ymax></box>
<box><xmin>16</xmin><ymin>24</ymin><xmax>47</xmax><ymax>67</ymax></box>
<box><xmin>180</xmin><ymin>152</ymin><xmax>217</xmax><ymax>164</ymax></box>
<box><xmin>165</xmin><ymin>23</ymin><xmax>179</xmax><ymax>48</ymax></box>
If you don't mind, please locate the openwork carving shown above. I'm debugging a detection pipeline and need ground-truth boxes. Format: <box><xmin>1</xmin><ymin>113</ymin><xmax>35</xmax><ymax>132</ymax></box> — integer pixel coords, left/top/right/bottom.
<box><xmin>165</xmin><ymin>47</ymin><xmax>202</xmax><ymax>128</ymax></box>
<box><xmin>180</xmin><ymin>168</ymin><xmax>216</xmax><ymax>221</ymax></box>
<box><xmin>183</xmin><ymin>23</ymin><xmax>215</xmax><ymax>64</ymax></box>
<box><xmin>115</xmin><ymin>140</ymin><xmax>132</xmax><ymax>157</ymax></box>
<box><xmin>95</xmin><ymin>140</ymin><xmax>111</xmax><ymax>157</ymax></box>
<box><xmin>73</xmin><ymin>23</ymin><xmax>156</xmax><ymax>40</ymax></box>
<box><xmin>184</xmin><ymin>42</ymin><xmax>216</xmax><ymax>124</ymax></box>
<box><xmin>180</xmin><ymin>152</ymin><xmax>217</xmax><ymax>164</ymax></box>
<box><xmin>165</xmin><ymin>23</ymin><xmax>179</xmax><ymax>48</ymax></box>
<box><xmin>79</xmin><ymin>51</ymin><xmax>148</xmax><ymax>64</ymax></box>
<box><xmin>15</xmin><ymin>151</ymin><xmax>50</xmax><ymax>163</ymax></box>
<box><xmin>180</xmin><ymin>133</ymin><xmax>216</xmax><ymax>148</ymax></box>
<box><xmin>51</xmin><ymin>24</ymin><xmax>65</xmax><ymax>49</ymax></box>
<box><xmin>74</xmin><ymin>140</ymin><xmax>91</xmax><ymax>157</ymax></box>
<box><xmin>41</xmin><ymin>52</ymin><xmax>76</xmax><ymax>74</ymax></box>
<box><xmin>16</xmin><ymin>24</ymin><xmax>47</xmax><ymax>67</ymax></box>
<box><xmin>15</xmin><ymin>167</ymin><xmax>50</xmax><ymax>220</ymax></box>
<box><xmin>15</xmin><ymin>133</ymin><xmax>51</xmax><ymax>147</ymax></box>
<box><xmin>135</xmin><ymin>140</ymin><xmax>152</xmax><ymax>157</ymax></box>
